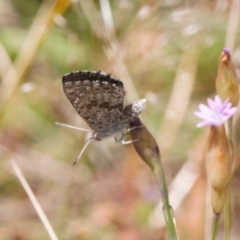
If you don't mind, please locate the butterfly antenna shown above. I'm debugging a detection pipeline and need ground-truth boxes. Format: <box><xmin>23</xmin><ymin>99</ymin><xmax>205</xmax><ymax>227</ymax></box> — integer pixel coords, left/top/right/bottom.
<box><xmin>55</xmin><ymin>122</ymin><xmax>91</xmax><ymax>132</ymax></box>
<box><xmin>72</xmin><ymin>138</ymin><xmax>95</xmax><ymax>166</ymax></box>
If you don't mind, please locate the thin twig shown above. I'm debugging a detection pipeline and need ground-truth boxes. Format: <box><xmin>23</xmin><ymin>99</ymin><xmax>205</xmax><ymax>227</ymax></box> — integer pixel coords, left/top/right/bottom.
<box><xmin>10</xmin><ymin>159</ymin><xmax>59</xmax><ymax>240</ymax></box>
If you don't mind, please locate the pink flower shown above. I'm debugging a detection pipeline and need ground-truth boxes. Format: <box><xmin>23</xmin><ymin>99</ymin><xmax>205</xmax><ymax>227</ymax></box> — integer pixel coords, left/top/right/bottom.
<box><xmin>194</xmin><ymin>95</ymin><xmax>237</xmax><ymax>127</ymax></box>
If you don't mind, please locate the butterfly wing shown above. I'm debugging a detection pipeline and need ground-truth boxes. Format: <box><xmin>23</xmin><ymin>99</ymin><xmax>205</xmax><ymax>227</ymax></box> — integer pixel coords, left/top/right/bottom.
<box><xmin>62</xmin><ymin>71</ymin><xmax>126</xmax><ymax>137</ymax></box>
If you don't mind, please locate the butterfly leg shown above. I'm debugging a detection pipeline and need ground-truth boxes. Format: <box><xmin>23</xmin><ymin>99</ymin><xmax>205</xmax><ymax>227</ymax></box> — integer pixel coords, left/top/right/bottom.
<box><xmin>126</xmin><ymin>125</ymin><xmax>145</xmax><ymax>133</ymax></box>
<box><xmin>123</xmin><ymin>125</ymin><xmax>146</xmax><ymax>144</ymax></box>
<box><xmin>121</xmin><ymin>138</ymin><xmax>141</xmax><ymax>145</ymax></box>
<box><xmin>114</xmin><ymin>133</ymin><xmax>125</xmax><ymax>143</ymax></box>
<box><xmin>114</xmin><ymin>132</ymin><xmax>142</xmax><ymax>145</ymax></box>
<box><xmin>114</xmin><ymin>126</ymin><xmax>143</xmax><ymax>142</ymax></box>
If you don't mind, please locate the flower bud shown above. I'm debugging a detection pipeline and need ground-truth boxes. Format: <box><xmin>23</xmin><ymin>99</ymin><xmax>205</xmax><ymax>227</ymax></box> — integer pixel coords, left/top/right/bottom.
<box><xmin>129</xmin><ymin>117</ymin><xmax>160</xmax><ymax>170</ymax></box>
<box><xmin>211</xmin><ymin>189</ymin><xmax>226</xmax><ymax>215</ymax></box>
<box><xmin>205</xmin><ymin>125</ymin><xmax>231</xmax><ymax>192</ymax></box>
<box><xmin>216</xmin><ymin>47</ymin><xmax>239</xmax><ymax>106</ymax></box>
<box><xmin>205</xmin><ymin>125</ymin><xmax>231</xmax><ymax>214</ymax></box>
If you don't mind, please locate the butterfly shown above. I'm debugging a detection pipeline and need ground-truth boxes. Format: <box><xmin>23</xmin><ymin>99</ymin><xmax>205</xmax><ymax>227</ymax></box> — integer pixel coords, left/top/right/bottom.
<box><xmin>61</xmin><ymin>70</ymin><xmax>146</xmax><ymax>164</ymax></box>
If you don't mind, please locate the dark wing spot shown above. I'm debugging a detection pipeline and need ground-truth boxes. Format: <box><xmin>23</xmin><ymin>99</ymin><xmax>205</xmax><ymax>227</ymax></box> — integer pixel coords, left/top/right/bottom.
<box><xmin>100</xmin><ymin>102</ymin><xmax>109</xmax><ymax>108</ymax></box>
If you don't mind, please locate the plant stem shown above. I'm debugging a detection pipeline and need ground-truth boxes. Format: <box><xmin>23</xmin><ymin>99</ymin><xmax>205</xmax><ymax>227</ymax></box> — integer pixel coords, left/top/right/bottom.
<box><xmin>129</xmin><ymin>117</ymin><xmax>178</xmax><ymax>239</ymax></box>
<box><xmin>224</xmin><ymin>186</ymin><xmax>231</xmax><ymax>240</ymax></box>
<box><xmin>153</xmin><ymin>155</ymin><xmax>178</xmax><ymax>240</ymax></box>
<box><xmin>225</xmin><ymin>118</ymin><xmax>233</xmax><ymax>239</ymax></box>
<box><xmin>211</xmin><ymin>214</ymin><xmax>220</xmax><ymax>240</ymax></box>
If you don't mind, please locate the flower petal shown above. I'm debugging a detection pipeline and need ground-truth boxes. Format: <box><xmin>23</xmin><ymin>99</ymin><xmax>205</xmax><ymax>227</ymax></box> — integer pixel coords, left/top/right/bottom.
<box><xmin>199</xmin><ymin>104</ymin><xmax>212</xmax><ymax>115</ymax></box>
<box><xmin>207</xmin><ymin>98</ymin><xmax>216</xmax><ymax>110</ymax></box>
<box><xmin>215</xmin><ymin>95</ymin><xmax>223</xmax><ymax>107</ymax></box>
<box><xmin>194</xmin><ymin>95</ymin><xmax>236</xmax><ymax>127</ymax></box>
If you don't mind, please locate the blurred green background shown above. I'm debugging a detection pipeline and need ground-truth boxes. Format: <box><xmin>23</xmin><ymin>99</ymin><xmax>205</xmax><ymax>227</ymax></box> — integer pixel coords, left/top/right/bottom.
<box><xmin>0</xmin><ymin>0</ymin><xmax>240</xmax><ymax>239</ymax></box>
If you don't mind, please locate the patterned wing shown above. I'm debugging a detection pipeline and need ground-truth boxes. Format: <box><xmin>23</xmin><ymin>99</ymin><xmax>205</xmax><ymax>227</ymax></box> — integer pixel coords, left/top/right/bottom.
<box><xmin>62</xmin><ymin>71</ymin><xmax>126</xmax><ymax>135</ymax></box>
